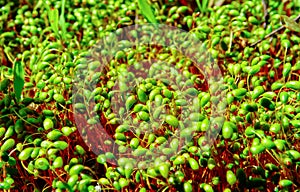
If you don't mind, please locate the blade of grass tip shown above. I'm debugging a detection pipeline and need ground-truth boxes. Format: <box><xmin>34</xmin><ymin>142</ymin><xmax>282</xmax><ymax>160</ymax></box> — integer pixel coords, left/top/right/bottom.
<box><xmin>13</xmin><ymin>60</ymin><xmax>25</xmax><ymax>102</ymax></box>
<box><xmin>202</xmin><ymin>0</ymin><xmax>209</xmax><ymax>13</ymax></box>
<box><xmin>42</xmin><ymin>0</ymin><xmax>60</xmax><ymax>39</ymax></box>
<box><xmin>59</xmin><ymin>0</ymin><xmax>67</xmax><ymax>41</ymax></box>
<box><xmin>137</xmin><ymin>0</ymin><xmax>157</xmax><ymax>24</ymax></box>
<box><xmin>195</xmin><ymin>0</ymin><xmax>203</xmax><ymax>13</ymax></box>
<box><xmin>49</xmin><ymin>8</ymin><xmax>60</xmax><ymax>39</ymax></box>
<box><xmin>42</xmin><ymin>0</ymin><xmax>50</xmax><ymax>12</ymax></box>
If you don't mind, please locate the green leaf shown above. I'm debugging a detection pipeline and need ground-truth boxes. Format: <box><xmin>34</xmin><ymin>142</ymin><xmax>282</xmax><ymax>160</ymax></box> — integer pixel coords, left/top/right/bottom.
<box><xmin>59</xmin><ymin>0</ymin><xmax>67</xmax><ymax>41</ymax></box>
<box><xmin>195</xmin><ymin>0</ymin><xmax>202</xmax><ymax>12</ymax></box>
<box><xmin>13</xmin><ymin>60</ymin><xmax>24</xmax><ymax>102</ymax></box>
<box><xmin>137</xmin><ymin>0</ymin><xmax>157</xmax><ymax>23</ymax></box>
<box><xmin>281</xmin><ymin>15</ymin><xmax>300</xmax><ymax>32</ymax></box>
<box><xmin>43</xmin><ymin>0</ymin><xmax>60</xmax><ymax>39</ymax></box>
<box><xmin>49</xmin><ymin>8</ymin><xmax>60</xmax><ymax>39</ymax></box>
<box><xmin>196</xmin><ymin>0</ymin><xmax>209</xmax><ymax>13</ymax></box>
<box><xmin>202</xmin><ymin>0</ymin><xmax>209</xmax><ymax>12</ymax></box>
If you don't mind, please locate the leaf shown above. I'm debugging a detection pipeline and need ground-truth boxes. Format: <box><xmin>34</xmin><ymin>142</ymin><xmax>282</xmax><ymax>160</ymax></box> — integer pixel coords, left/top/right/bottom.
<box><xmin>59</xmin><ymin>0</ymin><xmax>67</xmax><ymax>41</ymax></box>
<box><xmin>49</xmin><ymin>8</ymin><xmax>60</xmax><ymax>38</ymax></box>
<box><xmin>196</xmin><ymin>0</ymin><xmax>210</xmax><ymax>13</ymax></box>
<box><xmin>137</xmin><ymin>0</ymin><xmax>157</xmax><ymax>23</ymax></box>
<box><xmin>13</xmin><ymin>60</ymin><xmax>25</xmax><ymax>102</ymax></box>
<box><xmin>195</xmin><ymin>0</ymin><xmax>202</xmax><ymax>12</ymax></box>
<box><xmin>202</xmin><ymin>0</ymin><xmax>209</xmax><ymax>12</ymax></box>
<box><xmin>43</xmin><ymin>0</ymin><xmax>60</xmax><ymax>39</ymax></box>
<box><xmin>281</xmin><ymin>15</ymin><xmax>300</xmax><ymax>32</ymax></box>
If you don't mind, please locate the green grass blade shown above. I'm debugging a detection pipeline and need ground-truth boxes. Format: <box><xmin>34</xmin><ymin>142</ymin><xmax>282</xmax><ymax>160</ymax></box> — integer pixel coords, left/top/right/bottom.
<box><xmin>195</xmin><ymin>0</ymin><xmax>203</xmax><ymax>13</ymax></box>
<box><xmin>137</xmin><ymin>0</ymin><xmax>157</xmax><ymax>23</ymax></box>
<box><xmin>202</xmin><ymin>0</ymin><xmax>208</xmax><ymax>13</ymax></box>
<box><xmin>49</xmin><ymin>8</ymin><xmax>60</xmax><ymax>39</ymax></box>
<box><xmin>42</xmin><ymin>0</ymin><xmax>60</xmax><ymax>39</ymax></box>
<box><xmin>13</xmin><ymin>60</ymin><xmax>25</xmax><ymax>102</ymax></box>
<box><xmin>59</xmin><ymin>0</ymin><xmax>67</xmax><ymax>41</ymax></box>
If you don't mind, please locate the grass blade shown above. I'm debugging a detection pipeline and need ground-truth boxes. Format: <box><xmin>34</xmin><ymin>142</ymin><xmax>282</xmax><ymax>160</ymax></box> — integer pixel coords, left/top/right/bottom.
<box><xmin>137</xmin><ymin>0</ymin><xmax>157</xmax><ymax>23</ymax></box>
<box><xmin>13</xmin><ymin>60</ymin><xmax>24</xmax><ymax>102</ymax></box>
<box><xmin>42</xmin><ymin>0</ymin><xmax>60</xmax><ymax>39</ymax></box>
<box><xmin>59</xmin><ymin>0</ymin><xmax>67</xmax><ymax>41</ymax></box>
<box><xmin>202</xmin><ymin>0</ymin><xmax>209</xmax><ymax>13</ymax></box>
<box><xmin>49</xmin><ymin>8</ymin><xmax>60</xmax><ymax>39</ymax></box>
<box><xmin>195</xmin><ymin>0</ymin><xmax>203</xmax><ymax>13</ymax></box>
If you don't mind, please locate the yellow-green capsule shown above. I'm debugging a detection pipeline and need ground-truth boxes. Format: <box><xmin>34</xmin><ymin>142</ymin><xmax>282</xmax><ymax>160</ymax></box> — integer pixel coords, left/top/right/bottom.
<box><xmin>125</xmin><ymin>95</ymin><xmax>137</xmax><ymax>110</ymax></box>
<box><xmin>0</xmin><ymin>78</ymin><xmax>9</xmax><ymax>92</ymax></box>
<box><xmin>229</xmin><ymin>9</ymin><xmax>239</xmax><ymax>16</ymax></box>
<box><xmin>249</xmin><ymin>65</ymin><xmax>261</xmax><ymax>75</ymax></box>
<box><xmin>43</xmin><ymin>118</ymin><xmax>54</xmax><ymax>130</ymax></box>
<box><xmin>130</xmin><ymin>138</ymin><xmax>139</xmax><ymax>149</ymax></box>
<box><xmin>116</xmin><ymin>124</ymin><xmax>130</xmax><ymax>133</ymax></box>
<box><xmin>153</xmin><ymin>107</ymin><xmax>162</xmax><ymax>119</ymax></box>
<box><xmin>53</xmin><ymin>141</ymin><xmax>68</xmax><ymax>150</ymax></box>
<box><xmin>177</xmin><ymin>6</ymin><xmax>189</xmax><ymax>14</ymax></box>
<box><xmin>34</xmin><ymin>158</ymin><xmax>49</xmax><ymax>170</ymax></box>
<box><xmin>271</xmin><ymin>81</ymin><xmax>284</xmax><ymax>91</ymax></box>
<box><xmin>19</xmin><ymin>147</ymin><xmax>34</xmax><ymax>161</ymax></box>
<box><xmin>47</xmin><ymin>130</ymin><xmax>63</xmax><ymax>141</ymax></box>
<box><xmin>154</xmin><ymin>94</ymin><xmax>163</xmax><ymax>107</ymax></box>
<box><xmin>98</xmin><ymin>177</ymin><xmax>110</xmax><ymax>185</ymax></box>
<box><xmin>115</xmin><ymin>133</ymin><xmax>126</xmax><ymax>142</ymax></box>
<box><xmin>285</xmin><ymin>81</ymin><xmax>300</xmax><ymax>90</ymax></box>
<box><xmin>158</xmin><ymin>163</ymin><xmax>170</xmax><ymax>179</ymax></box>
<box><xmin>149</xmin><ymin>88</ymin><xmax>161</xmax><ymax>101</ymax></box>
<box><xmin>261</xmin><ymin>137</ymin><xmax>275</xmax><ymax>150</ymax></box>
<box><xmin>165</xmin><ymin>115</ymin><xmax>179</xmax><ymax>127</ymax></box>
<box><xmin>52</xmin><ymin>156</ymin><xmax>63</xmax><ymax>168</ymax></box>
<box><xmin>68</xmin><ymin>175</ymin><xmax>79</xmax><ymax>187</ymax></box>
<box><xmin>279</xmin><ymin>92</ymin><xmax>289</xmax><ymax>104</ymax></box>
<box><xmin>212</xmin><ymin>36</ymin><xmax>220</xmax><ymax>46</ymax></box>
<box><xmin>53</xmin><ymin>93</ymin><xmax>65</xmax><ymax>104</ymax></box>
<box><xmin>265</xmin><ymin>163</ymin><xmax>279</xmax><ymax>172</ymax></box>
<box><xmin>162</xmin><ymin>89</ymin><xmax>173</xmax><ymax>98</ymax></box>
<box><xmin>232</xmin><ymin>88</ymin><xmax>247</xmax><ymax>97</ymax></box>
<box><xmin>188</xmin><ymin>157</ymin><xmax>199</xmax><ymax>170</ymax></box>
<box><xmin>279</xmin><ymin>179</ymin><xmax>293</xmax><ymax>188</ymax></box>
<box><xmin>69</xmin><ymin>164</ymin><xmax>84</xmax><ymax>175</ymax></box>
<box><xmin>274</xmin><ymin>139</ymin><xmax>286</xmax><ymax>151</ymax></box>
<box><xmin>248</xmin><ymin>16</ymin><xmax>259</xmax><ymax>25</ymax></box>
<box><xmin>75</xmin><ymin>145</ymin><xmax>85</xmax><ymax>155</ymax></box>
<box><xmin>233</xmin><ymin>64</ymin><xmax>241</xmax><ymax>76</ymax></box>
<box><xmin>1</xmin><ymin>138</ymin><xmax>15</xmax><ymax>152</ymax></box>
<box><xmin>185</xmin><ymin>88</ymin><xmax>199</xmax><ymax>96</ymax></box>
<box><xmin>30</xmin><ymin>148</ymin><xmax>40</xmax><ymax>159</ymax></box>
<box><xmin>250</xmin><ymin>144</ymin><xmax>265</xmax><ymax>155</ymax></box>
<box><xmin>0</xmin><ymin>127</ymin><xmax>6</xmax><ymax>138</ymax></box>
<box><xmin>42</xmin><ymin>54</ymin><xmax>57</xmax><ymax>62</ymax></box>
<box><xmin>173</xmin><ymin>155</ymin><xmax>185</xmax><ymax>165</ymax></box>
<box><xmin>226</xmin><ymin>170</ymin><xmax>237</xmax><ymax>185</ymax></box>
<box><xmin>183</xmin><ymin>181</ymin><xmax>192</xmax><ymax>192</ymax></box>
<box><xmin>175</xmin><ymin>99</ymin><xmax>188</xmax><ymax>106</ymax></box>
<box><xmin>189</xmin><ymin>113</ymin><xmax>205</xmax><ymax>121</ymax></box>
<box><xmin>286</xmin><ymin>150</ymin><xmax>300</xmax><ymax>160</ymax></box>
<box><xmin>201</xmin><ymin>92</ymin><xmax>210</xmax><ymax>107</ymax></box>
<box><xmin>282</xmin><ymin>63</ymin><xmax>292</xmax><ymax>78</ymax></box>
<box><xmin>222</xmin><ymin>122</ymin><xmax>233</xmax><ymax>139</ymax></box>
<box><xmin>137</xmin><ymin>111</ymin><xmax>150</xmax><ymax>121</ymax></box>
<box><xmin>137</xmin><ymin>88</ymin><xmax>147</xmax><ymax>103</ymax></box>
